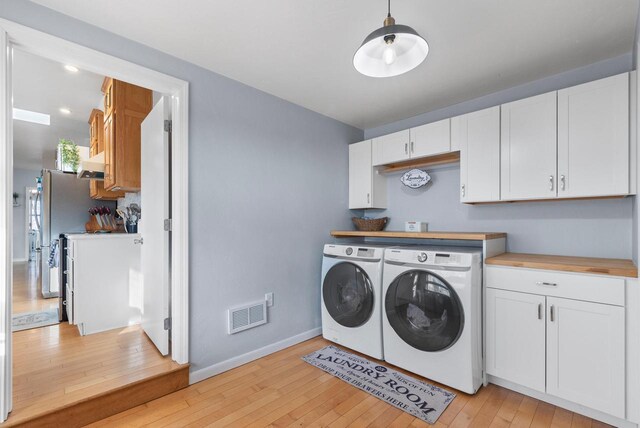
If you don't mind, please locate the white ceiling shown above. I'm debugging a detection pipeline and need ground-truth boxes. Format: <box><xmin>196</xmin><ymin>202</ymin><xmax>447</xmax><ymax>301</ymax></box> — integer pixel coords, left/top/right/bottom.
<box><xmin>30</xmin><ymin>0</ymin><xmax>639</xmax><ymax>129</ymax></box>
<box><xmin>13</xmin><ymin>49</ymin><xmax>104</xmax><ymax>170</ymax></box>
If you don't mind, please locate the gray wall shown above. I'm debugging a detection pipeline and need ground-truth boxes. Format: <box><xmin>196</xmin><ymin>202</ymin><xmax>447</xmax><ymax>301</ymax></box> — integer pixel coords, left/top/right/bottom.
<box><xmin>364</xmin><ymin>54</ymin><xmax>636</xmax><ymax>259</ymax></box>
<box><xmin>12</xmin><ymin>168</ymin><xmax>39</xmax><ymax>261</ymax></box>
<box><xmin>0</xmin><ymin>1</ymin><xmax>363</xmax><ymax>372</ymax></box>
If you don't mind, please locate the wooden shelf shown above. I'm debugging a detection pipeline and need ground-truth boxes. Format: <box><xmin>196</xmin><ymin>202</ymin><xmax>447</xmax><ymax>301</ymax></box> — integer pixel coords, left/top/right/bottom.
<box><xmin>330</xmin><ymin>230</ymin><xmax>506</xmax><ymax>241</ymax></box>
<box><xmin>380</xmin><ymin>151</ymin><xmax>460</xmax><ymax>173</ymax></box>
<box><xmin>485</xmin><ymin>252</ymin><xmax>638</xmax><ymax>278</ymax></box>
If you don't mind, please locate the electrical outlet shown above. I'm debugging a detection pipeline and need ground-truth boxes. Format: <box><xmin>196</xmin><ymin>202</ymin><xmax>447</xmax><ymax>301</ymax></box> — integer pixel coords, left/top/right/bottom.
<box><xmin>265</xmin><ymin>292</ymin><xmax>274</xmax><ymax>307</ymax></box>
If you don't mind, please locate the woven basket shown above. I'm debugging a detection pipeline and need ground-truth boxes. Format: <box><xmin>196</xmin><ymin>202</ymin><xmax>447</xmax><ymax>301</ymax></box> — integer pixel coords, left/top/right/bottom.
<box><xmin>352</xmin><ymin>217</ymin><xmax>389</xmax><ymax>232</ymax></box>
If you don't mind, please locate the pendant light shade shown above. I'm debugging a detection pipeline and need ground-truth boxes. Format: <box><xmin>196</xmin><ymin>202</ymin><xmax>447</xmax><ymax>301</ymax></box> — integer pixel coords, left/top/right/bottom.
<box><xmin>353</xmin><ymin>2</ymin><xmax>429</xmax><ymax>78</ymax></box>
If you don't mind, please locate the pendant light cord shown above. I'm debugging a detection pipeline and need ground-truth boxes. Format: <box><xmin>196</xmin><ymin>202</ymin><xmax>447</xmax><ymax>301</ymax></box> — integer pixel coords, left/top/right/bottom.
<box><xmin>388</xmin><ymin>0</ymin><xmax>391</xmax><ymax>17</ymax></box>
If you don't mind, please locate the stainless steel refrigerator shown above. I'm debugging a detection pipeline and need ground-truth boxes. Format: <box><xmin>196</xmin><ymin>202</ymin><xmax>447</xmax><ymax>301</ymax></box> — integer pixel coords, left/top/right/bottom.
<box><xmin>38</xmin><ymin>169</ymin><xmax>115</xmax><ymax>299</ymax></box>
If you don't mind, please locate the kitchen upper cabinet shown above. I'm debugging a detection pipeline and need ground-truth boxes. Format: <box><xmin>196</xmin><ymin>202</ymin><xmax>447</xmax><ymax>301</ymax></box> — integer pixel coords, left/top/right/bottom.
<box><xmin>558</xmin><ymin>73</ymin><xmax>630</xmax><ymax>198</ymax></box>
<box><xmin>501</xmin><ymin>91</ymin><xmax>557</xmax><ymax>200</ymax></box>
<box><xmin>409</xmin><ymin>118</ymin><xmax>450</xmax><ymax>159</ymax></box>
<box><xmin>546</xmin><ymin>296</ymin><xmax>625</xmax><ymax>418</ymax></box>
<box><xmin>372</xmin><ymin>129</ymin><xmax>410</xmax><ymax>166</ymax></box>
<box><xmin>349</xmin><ymin>140</ymin><xmax>386</xmax><ymax>209</ymax></box>
<box><xmin>88</xmin><ymin>109</ymin><xmax>124</xmax><ymax>201</ymax></box>
<box><xmin>102</xmin><ymin>78</ymin><xmax>152</xmax><ymax>192</ymax></box>
<box><xmin>486</xmin><ymin>288</ymin><xmax>546</xmax><ymax>393</ymax></box>
<box><xmin>454</xmin><ymin>106</ymin><xmax>500</xmax><ymax>203</ymax></box>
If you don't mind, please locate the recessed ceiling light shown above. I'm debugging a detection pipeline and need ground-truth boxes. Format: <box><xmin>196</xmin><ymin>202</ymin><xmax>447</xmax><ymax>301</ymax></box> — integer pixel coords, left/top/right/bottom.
<box><xmin>12</xmin><ymin>108</ymin><xmax>50</xmax><ymax>126</ymax></box>
<box><xmin>59</xmin><ymin>107</ymin><xmax>72</xmax><ymax>115</ymax></box>
<box><xmin>64</xmin><ymin>65</ymin><xmax>79</xmax><ymax>73</ymax></box>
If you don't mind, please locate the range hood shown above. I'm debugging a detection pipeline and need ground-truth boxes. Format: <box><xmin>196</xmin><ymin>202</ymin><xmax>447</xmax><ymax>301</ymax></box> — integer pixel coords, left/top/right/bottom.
<box><xmin>77</xmin><ymin>152</ymin><xmax>105</xmax><ymax>179</ymax></box>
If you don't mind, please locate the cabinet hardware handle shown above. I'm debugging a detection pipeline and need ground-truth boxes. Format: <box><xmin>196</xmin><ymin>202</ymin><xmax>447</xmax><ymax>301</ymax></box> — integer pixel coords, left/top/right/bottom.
<box><xmin>410</xmin><ymin>141</ymin><xmax>414</xmax><ymax>153</ymax></box>
<box><xmin>134</xmin><ymin>238</ymin><xmax>144</xmax><ymax>245</ymax></box>
<box><xmin>550</xmin><ymin>305</ymin><xmax>555</xmax><ymax>322</ymax></box>
<box><xmin>536</xmin><ymin>281</ymin><xmax>557</xmax><ymax>287</ymax></box>
<box><xmin>560</xmin><ymin>175</ymin><xmax>565</xmax><ymax>191</ymax></box>
<box><xmin>367</xmin><ymin>193</ymin><xmax>370</xmax><ymax>204</ymax></box>
<box><xmin>549</xmin><ymin>175</ymin><xmax>554</xmax><ymax>191</ymax></box>
<box><xmin>461</xmin><ymin>184</ymin><xmax>465</xmax><ymax>197</ymax></box>
<box><xmin>538</xmin><ymin>303</ymin><xmax>542</xmax><ymax>320</ymax></box>
<box><xmin>404</xmin><ymin>143</ymin><xmax>408</xmax><ymax>155</ymax></box>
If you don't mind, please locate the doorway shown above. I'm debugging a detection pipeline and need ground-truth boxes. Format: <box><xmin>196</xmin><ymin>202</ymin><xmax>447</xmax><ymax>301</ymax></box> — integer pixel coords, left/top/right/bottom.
<box><xmin>0</xmin><ymin>18</ymin><xmax>190</xmax><ymax>423</ymax></box>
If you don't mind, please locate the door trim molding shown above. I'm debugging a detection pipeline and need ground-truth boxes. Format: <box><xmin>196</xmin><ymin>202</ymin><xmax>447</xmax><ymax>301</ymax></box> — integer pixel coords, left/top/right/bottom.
<box><xmin>0</xmin><ymin>18</ymin><xmax>190</xmax><ymax>412</ymax></box>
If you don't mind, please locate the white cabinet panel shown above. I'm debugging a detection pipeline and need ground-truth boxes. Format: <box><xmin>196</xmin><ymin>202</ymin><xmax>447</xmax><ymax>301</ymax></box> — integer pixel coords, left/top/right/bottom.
<box><xmin>558</xmin><ymin>73</ymin><xmax>630</xmax><ymax>198</ymax></box>
<box><xmin>455</xmin><ymin>106</ymin><xmax>500</xmax><ymax>203</ymax></box>
<box><xmin>546</xmin><ymin>297</ymin><xmax>625</xmax><ymax>418</ymax></box>
<box><xmin>501</xmin><ymin>92</ymin><xmax>557</xmax><ymax>200</ymax></box>
<box><xmin>486</xmin><ymin>288</ymin><xmax>546</xmax><ymax>393</ymax></box>
<box><xmin>410</xmin><ymin>119</ymin><xmax>450</xmax><ymax>159</ymax></box>
<box><xmin>349</xmin><ymin>140</ymin><xmax>386</xmax><ymax>209</ymax></box>
<box><xmin>372</xmin><ymin>129</ymin><xmax>410</xmax><ymax>166</ymax></box>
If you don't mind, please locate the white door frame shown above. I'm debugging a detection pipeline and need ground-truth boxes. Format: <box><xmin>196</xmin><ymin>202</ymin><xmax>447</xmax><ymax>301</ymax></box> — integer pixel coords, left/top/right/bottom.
<box><xmin>0</xmin><ymin>18</ymin><xmax>190</xmax><ymax>420</ymax></box>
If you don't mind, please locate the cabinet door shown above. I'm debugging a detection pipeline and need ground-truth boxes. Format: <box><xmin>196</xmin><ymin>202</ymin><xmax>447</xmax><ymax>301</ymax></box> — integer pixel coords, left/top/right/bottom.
<box><xmin>486</xmin><ymin>288</ymin><xmax>546</xmax><ymax>393</ymax></box>
<box><xmin>372</xmin><ymin>129</ymin><xmax>410</xmax><ymax>166</ymax></box>
<box><xmin>410</xmin><ymin>119</ymin><xmax>450</xmax><ymax>159</ymax></box>
<box><xmin>501</xmin><ymin>92</ymin><xmax>557</xmax><ymax>200</ymax></box>
<box><xmin>104</xmin><ymin>113</ymin><xmax>116</xmax><ymax>190</ymax></box>
<box><xmin>558</xmin><ymin>73</ymin><xmax>629</xmax><ymax>198</ymax></box>
<box><xmin>455</xmin><ymin>106</ymin><xmax>500</xmax><ymax>202</ymax></box>
<box><xmin>546</xmin><ymin>297</ymin><xmax>625</xmax><ymax>418</ymax></box>
<box><xmin>349</xmin><ymin>141</ymin><xmax>372</xmax><ymax>209</ymax></box>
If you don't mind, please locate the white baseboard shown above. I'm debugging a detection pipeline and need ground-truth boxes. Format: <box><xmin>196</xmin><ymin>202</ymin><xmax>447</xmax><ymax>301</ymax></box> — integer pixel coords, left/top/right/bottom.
<box><xmin>189</xmin><ymin>327</ymin><xmax>322</xmax><ymax>385</ymax></box>
<box><xmin>488</xmin><ymin>375</ymin><xmax>637</xmax><ymax>428</ymax></box>
<box><xmin>12</xmin><ymin>258</ymin><xmax>27</xmax><ymax>263</ymax></box>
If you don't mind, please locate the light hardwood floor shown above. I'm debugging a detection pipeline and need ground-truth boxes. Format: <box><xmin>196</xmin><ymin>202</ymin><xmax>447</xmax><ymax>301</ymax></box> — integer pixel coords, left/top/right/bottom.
<box><xmin>12</xmin><ymin>261</ymin><xmax>58</xmax><ymax>315</ymax></box>
<box><xmin>89</xmin><ymin>336</ymin><xmax>611</xmax><ymax>427</ymax></box>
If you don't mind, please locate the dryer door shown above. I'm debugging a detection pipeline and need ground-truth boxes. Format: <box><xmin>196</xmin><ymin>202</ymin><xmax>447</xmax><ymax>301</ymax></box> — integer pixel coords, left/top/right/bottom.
<box><xmin>385</xmin><ymin>269</ymin><xmax>464</xmax><ymax>352</ymax></box>
<box><xmin>323</xmin><ymin>262</ymin><xmax>374</xmax><ymax>328</ymax></box>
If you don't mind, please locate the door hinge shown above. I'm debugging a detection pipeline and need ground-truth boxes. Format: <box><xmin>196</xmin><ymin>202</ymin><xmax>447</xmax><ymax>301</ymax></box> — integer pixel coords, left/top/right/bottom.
<box><xmin>164</xmin><ymin>317</ymin><xmax>171</xmax><ymax>330</ymax></box>
<box><xmin>164</xmin><ymin>120</ymin><xmax>172</xmax><ymax>133</ymax></box>
<box><xmin>164</xmin><ymin>218</ymin><xmax>172</xmax><ymax>232</ymax></box>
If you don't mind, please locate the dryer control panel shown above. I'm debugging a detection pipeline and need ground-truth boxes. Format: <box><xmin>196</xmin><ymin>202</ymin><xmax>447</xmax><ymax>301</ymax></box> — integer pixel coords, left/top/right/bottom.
<box><xmin>323</xmin><ymin>244</ymin><xmax>385</xmax><ymax>260</ymax></box>
<box><xmin>385</xmin><ymin>247</ymin><xmax>480</xmax><ymax>268</ymax></box>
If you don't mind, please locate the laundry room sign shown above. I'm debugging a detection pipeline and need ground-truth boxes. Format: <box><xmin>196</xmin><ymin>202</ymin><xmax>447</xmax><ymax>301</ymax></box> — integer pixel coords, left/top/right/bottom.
<box><xmin>302</xmin><ymin>345</ymin><xmax>455</xmax><ymax>424</ymax></box>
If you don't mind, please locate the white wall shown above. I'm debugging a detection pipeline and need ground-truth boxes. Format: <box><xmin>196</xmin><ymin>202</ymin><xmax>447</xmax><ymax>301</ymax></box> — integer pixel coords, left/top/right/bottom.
<box><xmin>12</xmin><ymin>168</ymin><xmax>39</xmax><ymax>261</ymax></box>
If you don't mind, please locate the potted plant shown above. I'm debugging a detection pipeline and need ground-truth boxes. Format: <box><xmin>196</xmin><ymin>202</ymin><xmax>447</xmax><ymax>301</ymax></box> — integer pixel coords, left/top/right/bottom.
<box><xmin>58</xmin><ymin>138</ymin><xmax>80</xmax><ymax>173</ymax></box>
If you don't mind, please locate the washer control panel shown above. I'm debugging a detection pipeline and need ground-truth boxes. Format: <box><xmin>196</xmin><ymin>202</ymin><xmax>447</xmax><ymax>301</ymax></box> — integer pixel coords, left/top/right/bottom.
<box><xmin>385</xmin><ymin>247</ymin><xmax>480</xmax><ymax>267</ymax></box>
<box><xmin>323</xmin><ymin>244</ymin><xmax>384</xmax><ymax>260</ymax></box>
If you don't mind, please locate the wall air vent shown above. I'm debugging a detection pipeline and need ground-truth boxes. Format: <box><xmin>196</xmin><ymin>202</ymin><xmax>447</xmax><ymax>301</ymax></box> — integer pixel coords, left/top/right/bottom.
<box><xmin>227</xmin><ymin>301</ymin><xmax>267</xmax><ymax>334</ymax></box>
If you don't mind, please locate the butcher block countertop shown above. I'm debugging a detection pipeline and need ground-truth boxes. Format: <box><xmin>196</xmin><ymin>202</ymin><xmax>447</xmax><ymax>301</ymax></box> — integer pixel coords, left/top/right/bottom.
<box><xmin>330</xmin><ymin>230</ymin><xmax>507</xmax><ymax>241</ymax></box>
<box><xmin>485</xmin><ymin>252</ymin><xmax>638</xmax><ymax>278</ymax></box>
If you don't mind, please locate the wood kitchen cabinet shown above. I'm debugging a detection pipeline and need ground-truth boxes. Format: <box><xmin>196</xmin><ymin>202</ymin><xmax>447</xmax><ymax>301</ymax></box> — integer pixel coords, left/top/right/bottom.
<box><xmin>88</xmin><ymin>109</ymin><xmax>124</xmax><ymax>201</ymax></box>
<box><xmin>485</xmin><ymin>265</ymin><xmax>626</xmax><ymax>418</ymax></box>
<box><xmin>349</xmin><ymin>140</ymin><xmax>386</xmax><ymax>209</ymax></box>
<box><xmin>102</xmin><ymin>77</ymin><xmax>153</xmax><ymax>192</ymax></box>
<box><xmin>453</xmin><ymin>106</ymin><xmax>500</xmax><ymax>203</ymax></box>
<box><xmin>500</xmin><ymin>91</ymin><xmax>558</xmax><ymax>200</ymax></box>
<box><xmin>558</xmin><ymin>73</ymin><xmax>630</xmax><ymax>198</ymax></box>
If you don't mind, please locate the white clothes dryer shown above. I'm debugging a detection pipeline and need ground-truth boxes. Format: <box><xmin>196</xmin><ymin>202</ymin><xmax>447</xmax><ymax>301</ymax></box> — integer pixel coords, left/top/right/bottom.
<box><xmin>321</xmin><ymin>243</ymin><xmax>388</xmax><ymax>360</ymax></box>
<box><xmin>382</xmin><ymin>246</ymin><xmax>483</xmax><ymax>394</ymax></box>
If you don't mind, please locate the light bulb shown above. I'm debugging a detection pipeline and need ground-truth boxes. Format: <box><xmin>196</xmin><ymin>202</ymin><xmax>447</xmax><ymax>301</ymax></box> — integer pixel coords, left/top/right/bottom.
<box><xmin>383</xmin><ymin>45</ymin><xmax>397</xmax><ymax>65</ymax></box>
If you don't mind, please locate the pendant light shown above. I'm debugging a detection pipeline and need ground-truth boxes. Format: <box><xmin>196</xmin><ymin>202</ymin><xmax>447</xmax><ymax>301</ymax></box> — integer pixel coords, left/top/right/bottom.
<box><xmin>353</xmin><ymin>0</ymin><xmax>429</xmax><ymax>78</ymax></box>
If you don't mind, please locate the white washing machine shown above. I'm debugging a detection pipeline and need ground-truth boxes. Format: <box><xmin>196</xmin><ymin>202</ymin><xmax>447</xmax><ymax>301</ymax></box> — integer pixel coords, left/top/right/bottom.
<box><xmin>382</xmin><ymin>246</ymin><xmax>483</xmax><ymax>394</ymax></box>
<box><xmin>321</xmin><ymin>243</ymin><xmax>387</xmax><ymax>360</ymax></box>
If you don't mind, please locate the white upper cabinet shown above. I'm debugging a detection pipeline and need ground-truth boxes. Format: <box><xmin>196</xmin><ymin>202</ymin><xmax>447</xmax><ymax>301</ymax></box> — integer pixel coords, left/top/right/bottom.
<box><xmin>349</xmin><ymin>140</ymin><xmax>386</xmax><ymax>209</ymax></box>
<box><xmin>501</xmin><ymin>91</ymin><xmax>558</xmax><ymax>200</ymax></box>
<box><xmin>454</xmin><ymin>106</ymin><xmax>500</xmax><ymax>203</ymax></box>
<box><xmin>410</xmin><ymin>118</ymin><xmax>450</xmax><ymax>159</ymax></box>
<box><xmin>372</xmin><ymin>129</ymin><xmax>410</xmax><ymax>166</ymax></box>
<box><xmin>558</xmin><ymin>73</ymin><xmax>630</xmax><ymax>198</ymax></box>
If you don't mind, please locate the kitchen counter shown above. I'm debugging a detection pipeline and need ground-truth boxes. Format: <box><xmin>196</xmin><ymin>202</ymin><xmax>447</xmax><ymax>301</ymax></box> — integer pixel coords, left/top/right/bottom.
<box><xmin>330</xmin><ymin>230</ymin><xmax>507</xmax><ymax>241</ymax></box>
<box><xmin>66</xmin><ymin>233</ymin><xmax>140</xmax><ymax>240</ymax></box>
<box><xmin>485</xmin><ymin>252</ymin><xmax>638</xmax><ymax>278</ymax></box>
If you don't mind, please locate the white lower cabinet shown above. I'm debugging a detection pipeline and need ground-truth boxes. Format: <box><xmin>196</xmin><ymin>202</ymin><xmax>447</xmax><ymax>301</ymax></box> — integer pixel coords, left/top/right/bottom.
<box><xmin>486</xmin><ymin>267</ymin><xmax>626</xmax><ymax>419</ymax></box>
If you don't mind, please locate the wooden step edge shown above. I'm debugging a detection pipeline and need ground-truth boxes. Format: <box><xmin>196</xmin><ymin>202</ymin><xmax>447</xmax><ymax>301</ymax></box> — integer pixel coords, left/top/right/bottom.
<box><xmin>4</xmin><ymin>364</ymin><xmax>189</xmax><ymax>428</ymax></box>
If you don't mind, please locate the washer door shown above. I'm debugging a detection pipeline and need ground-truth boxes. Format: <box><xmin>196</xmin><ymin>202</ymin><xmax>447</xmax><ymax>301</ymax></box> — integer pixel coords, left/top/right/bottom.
<box><xmin>323</xmin><ymin>262</ymin><xmax>374</xmax><ymax>328</ymax></box>
<box><xmin>385</xmin><ymin>269</ymin><xmax>464</xmax><ymax>352</ymax></box>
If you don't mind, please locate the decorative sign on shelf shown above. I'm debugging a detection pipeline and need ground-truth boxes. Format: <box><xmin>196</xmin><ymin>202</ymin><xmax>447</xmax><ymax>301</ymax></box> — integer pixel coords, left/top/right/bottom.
<box><xmin>400</xmin><ymin>169</ymin><xmax>431</xmax><ymax>189</ymax></box>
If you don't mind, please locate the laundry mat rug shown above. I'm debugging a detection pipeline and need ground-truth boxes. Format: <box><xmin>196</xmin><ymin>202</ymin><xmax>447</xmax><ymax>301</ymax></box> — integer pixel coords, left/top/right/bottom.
<box><xmin>12</xmin><ymin>308</ymin><xmax>59</xmax><ymax>332</ymax></box>
<box><xmin>302</xmin><ymin>345</ymin><xmax>455</xmax><ymax>424</ymax></box>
